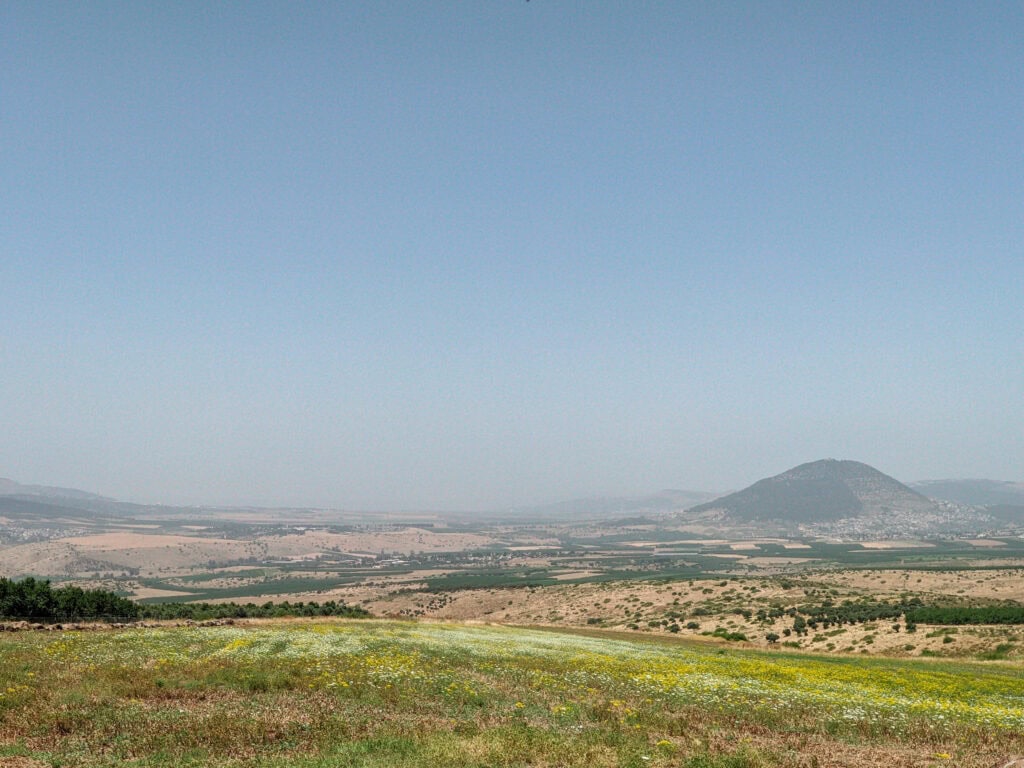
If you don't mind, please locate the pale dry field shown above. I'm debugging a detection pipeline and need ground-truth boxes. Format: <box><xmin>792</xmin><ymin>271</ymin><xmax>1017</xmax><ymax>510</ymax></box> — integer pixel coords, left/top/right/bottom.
<box><xmin>858</xmin><ymin>540</ymin><xmax>936</xmax><ymax>549</ymax></box>
<box><xmin>0</xmin><ymin>534</ymin><xmax>266</xmax><ymax>576</ymax></box>
<box><xmin>964</xmin><ymin>539</ymin><xmax>1010</xmax><ymax>547</ymax></box>
<box><xmin>0</xmin><ymin>527</ymin><xmax>505</xmax><ymax>578</ymax></box>
<box><xmin>128</xmin><ymin>585</ymin><xmax>199</xmax><ymax>600</ymax></box>
<box><xmin>61</xmin><ymin>532</ymin><xmax>243</xmax><ymax>549</ymax></box>
<box><xmin>261</xmin><ymin>528</ymin><xmax>499</xmax><ymax>557</ymax></box>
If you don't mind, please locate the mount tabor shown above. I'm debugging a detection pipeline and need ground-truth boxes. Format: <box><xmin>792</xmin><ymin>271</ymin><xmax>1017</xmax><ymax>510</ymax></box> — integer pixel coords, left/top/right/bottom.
<box><xmin>687</xmin><ymin>459</ymin><xmax>938</xmax><ymax>523</ymax></box>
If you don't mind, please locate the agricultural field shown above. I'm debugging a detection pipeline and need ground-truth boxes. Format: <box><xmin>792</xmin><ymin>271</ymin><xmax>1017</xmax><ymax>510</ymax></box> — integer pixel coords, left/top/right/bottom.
<box><xmin>5</xmin><ymin>502</ymin><xmax>1024</xmax><ymax>765</ymax></box>
<box><xmin>7</xmin><ymin>509</ymin><xmax>1024</xmax><ymax>660</ymax></box>
<box><xmin>1</xmin><ymin>619</ymin><xmax>1023</xmax><ymax>767</ymax></box>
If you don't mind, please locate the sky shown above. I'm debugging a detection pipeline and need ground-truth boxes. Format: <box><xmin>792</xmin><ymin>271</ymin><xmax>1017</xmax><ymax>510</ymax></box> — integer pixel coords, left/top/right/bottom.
<box><xmin>1</xmin><ymin>2</ymin><xmax>1021</xmax><ymax>511</ymax></box>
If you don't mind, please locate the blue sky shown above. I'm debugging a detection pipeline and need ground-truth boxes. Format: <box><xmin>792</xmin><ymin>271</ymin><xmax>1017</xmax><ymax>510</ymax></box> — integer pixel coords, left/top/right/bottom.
<box><xmin>2</xmin><ymin>2</ymin><xmax>1021</xmax><ymax>509</ymax></box>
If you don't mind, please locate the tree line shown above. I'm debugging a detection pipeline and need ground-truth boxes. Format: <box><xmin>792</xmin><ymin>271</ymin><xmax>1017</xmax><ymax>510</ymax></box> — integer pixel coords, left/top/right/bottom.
<box><xmin>140</xmin><ymin>599</ymin><xmax>369</xmax><ymax>621</ymax></box>
<box><xmin>794</xmin><ymin>597</ymin><xmax>924</xmax><ymax>628</ymax></box>
<box><xmin>903</xmin><ymin>604</ymin><xmax>1024</xmax><ymax>625</ymax></box>
<box><xmin>0</xmin><ymin>577</ymin><xmax>138</xmax><ymax>621</ymax></box>
<box><xmin>0</xmin><ymin>577</ymin><xmax>369</xmax><ymax>623</ymax></box>
<box><xmin>783</xmin><ymin>597</ymin><xmax>1024</xmax><ymax>634</ymax></box>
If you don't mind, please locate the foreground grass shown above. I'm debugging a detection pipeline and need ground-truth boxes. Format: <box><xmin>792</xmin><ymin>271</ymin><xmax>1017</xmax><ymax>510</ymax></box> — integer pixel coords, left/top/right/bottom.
<box><xmin>0</xmin><ymin>620</ymin><xmax>1022</xmax><ymax>767</ymax></box>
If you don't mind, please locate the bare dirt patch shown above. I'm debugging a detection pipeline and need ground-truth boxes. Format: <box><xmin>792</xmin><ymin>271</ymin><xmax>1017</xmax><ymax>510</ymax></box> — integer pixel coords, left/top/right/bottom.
<box><xmin>0</xmin><ymin>527</ymin><xmax>503</xmax><ymax>578</ymax></box>
<box><xmin>262</xmin><ymin>528</ymin><xmax>498</xmax><ymax>556</ymax></box>
<box><xmin>963</xmin><ymin>539</ymin><xmax>1008</xmax><ymax>547</ymax></box>
<box><xmin>743</xmin><ymin>556</ymin><xmax>815</xmax><ymax>565</ymax></box>
<box><xmin>551</xmin><ymin>570</ymin><xmax>601</xmax><ymax>580</ymax></box>
<box><xmin>130</xmin><ymin>586</ymin><xmax>198</xmax><ymax>600</ymax></box>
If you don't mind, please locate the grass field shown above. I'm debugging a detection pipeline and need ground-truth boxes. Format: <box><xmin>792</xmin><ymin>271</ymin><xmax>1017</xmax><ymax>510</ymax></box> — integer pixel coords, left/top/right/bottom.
<box><xmin>1</xmin><ymin>620</ymin><xmax>1022</xmax><ymax>767</ymax></box>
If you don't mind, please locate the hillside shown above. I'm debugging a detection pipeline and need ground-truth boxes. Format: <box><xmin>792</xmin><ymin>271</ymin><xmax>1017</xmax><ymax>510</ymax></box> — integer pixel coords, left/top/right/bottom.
<box><xmin>687</xmin><ymin>459</ymin><xmax>938</xmax><ymax>524</ymax></box>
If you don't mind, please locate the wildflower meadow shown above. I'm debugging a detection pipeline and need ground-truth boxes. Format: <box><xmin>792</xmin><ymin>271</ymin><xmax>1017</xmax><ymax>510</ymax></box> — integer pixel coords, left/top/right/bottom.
<box><xmin>1</xmin><ymin>620</ymin><xmax>1021</xmax><ymax>767</ymax></box>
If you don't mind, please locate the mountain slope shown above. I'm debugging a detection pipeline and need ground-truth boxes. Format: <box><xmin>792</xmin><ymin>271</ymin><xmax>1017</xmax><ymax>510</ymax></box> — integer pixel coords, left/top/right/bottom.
<box><xmin>687</xmin><ymin>459</ymin><xmax>936</xmax><ymax>523</ymax></box>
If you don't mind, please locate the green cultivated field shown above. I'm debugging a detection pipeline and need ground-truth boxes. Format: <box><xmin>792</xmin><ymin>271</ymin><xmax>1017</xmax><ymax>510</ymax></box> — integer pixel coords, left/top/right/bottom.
<box><xmin>1</xmin><ymin>620</ymin><xmax>1022</xmax><ymax>767</ymax></box>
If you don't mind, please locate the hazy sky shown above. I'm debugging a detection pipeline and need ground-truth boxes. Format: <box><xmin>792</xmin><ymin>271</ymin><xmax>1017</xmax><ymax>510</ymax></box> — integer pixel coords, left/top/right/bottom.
<box><xmin>2</xmin><ymin>2</ymin><xmax>1021</xmax><ymax>510</ymax></box>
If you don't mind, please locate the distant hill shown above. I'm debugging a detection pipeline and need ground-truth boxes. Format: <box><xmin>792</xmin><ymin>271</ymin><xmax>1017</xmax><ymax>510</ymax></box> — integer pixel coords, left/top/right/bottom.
<box><xmin>687</xmin><ymin>460</ymin><xmax>936</xmax><ymax>524</ymax></box>
<box><xmin>0</xmin><ymin>476</ymin><xmax>177</xmax><ymax>521</ymax></box>
<box><xmin>910</xmin><ymin>479</ymin><xmax>1024</xmax><ymax>508</ymax></box>
<box><xmin>0</xmin><ymin>477</ymin><xmax>110</xmax><ymax>502</ymax></box>
<box><xmin>0</xmin><ymin>495</ymin><xmax>100</xmax><ymax>521</ymax></box>
<box><xmin>488</xmin><ymin>490</ymin><xmax>718</xmax><ymax>522</ymax></box>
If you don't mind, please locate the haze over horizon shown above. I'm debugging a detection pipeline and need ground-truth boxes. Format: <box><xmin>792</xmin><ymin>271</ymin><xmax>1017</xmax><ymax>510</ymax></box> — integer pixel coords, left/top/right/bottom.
<box><xmin>2</xmin><ymin>3</ymin><xmax>1021</xmax><ymax>511</ymax></box>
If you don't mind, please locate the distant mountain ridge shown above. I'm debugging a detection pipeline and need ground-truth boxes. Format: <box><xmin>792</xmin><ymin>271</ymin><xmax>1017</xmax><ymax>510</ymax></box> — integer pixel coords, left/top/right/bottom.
<box><xmin>0</xmin><ymin>476</ymin><xmax>178</xmax><ymax>522</ymax></box>
<box><xmin>495</xmin><ymin>489</ymin><xmax>718</xmax><ymax>521</ymax></box>
<box><xmin>0</xmin><ymin>477</ymin><xmax>110</xmax><ymax>502</ymax></box>
<box><xmin>3</xmin><ymin>470</ymin><xmax>1015</xmax><ymax>532</ymax></box>
<box><xmin>0</xmin><ymin>474</ymin><xmax>720</xmax><ymax>525</ymax></box>
<box><xmin>687</xmin><ymin>459</ymin><xmax>936</xmax><ymax>524</ymax></box>
<box><xmin>910</xmin><ymin>479</ymin><xmax>1024</xmax><ymax>508</ymax></box>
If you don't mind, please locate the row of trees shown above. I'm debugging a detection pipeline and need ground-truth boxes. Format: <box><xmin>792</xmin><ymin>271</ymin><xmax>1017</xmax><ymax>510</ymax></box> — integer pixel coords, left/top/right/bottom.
<box><xmin>904</xmin><ymin>604</ymin><xmax>1024</xmax><ymax>625</ymax></box>
<box><xmin>139</xmin><ymin>600</ymin><xmax>369</xmax><ymax>621</ymax></box>
<box><xmin>793</xmin><ymin>597</ymin><xmax>924</xmax><ymax>629</ymax></box>
<box><xmin>0</xmin><ymin>577</ymin><xmax>138</xmax><ymax>621</ymax></box>
<box><xmin>0</xmin><ymin>578</ymin><xmax>369</xmax><ymax>623</ymax></box>
<box><xmin>782</xmin><ymin>597</ymin><xmax>1024</xmax><ymax>634</ymax></box>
